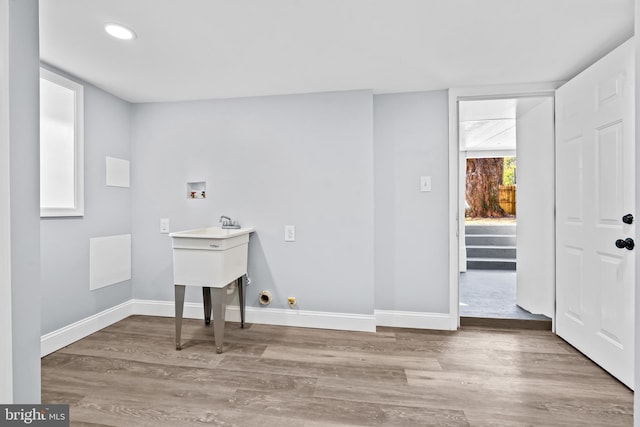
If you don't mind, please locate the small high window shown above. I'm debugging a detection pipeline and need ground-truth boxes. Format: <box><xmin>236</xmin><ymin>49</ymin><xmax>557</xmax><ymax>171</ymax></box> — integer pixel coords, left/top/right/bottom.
<box><xmin>40</xmin><ymin>68</ymin><xmax>84</xmax><ymax>217</ymax></box>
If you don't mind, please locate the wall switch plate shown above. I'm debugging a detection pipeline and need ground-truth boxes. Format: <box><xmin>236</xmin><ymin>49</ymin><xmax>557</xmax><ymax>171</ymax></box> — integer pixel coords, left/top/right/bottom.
<box><xmin>284</xmin><ymin>225</ymin><xmax>296</xmax><ymax>242</ymax></box>
<box><xmin>160</xmin><ymin>218</ymin><xmax>170</xmax><ymax>234</ymax></box>
<box><xmin>420</xmin><ymin>176</ymin><xmax>432</xmax><ymax>192</ymax></box>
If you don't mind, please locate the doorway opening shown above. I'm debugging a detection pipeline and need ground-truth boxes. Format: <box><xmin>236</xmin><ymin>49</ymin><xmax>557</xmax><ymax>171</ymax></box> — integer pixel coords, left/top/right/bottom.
<box><xmin>458</xmin><ymin>98</ymin><xmax>551</xmax><ymax>327</ymax></box>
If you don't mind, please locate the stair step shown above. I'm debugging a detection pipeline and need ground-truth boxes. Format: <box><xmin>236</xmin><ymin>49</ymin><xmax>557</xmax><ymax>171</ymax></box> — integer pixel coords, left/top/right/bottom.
<box><xmin>460</xmin><ymin>317</ymin><xmax>552</xmax><ymax>330</ymax></box>
<box><xmin>466</xmin><ymin>234</ymin><xmax>516</xmax><ymax>238</ymax></box>
<box><xmin>465</xmin><ymin>224</ymin><xmax>516</xmax><ymax>235</ymax></box>
<box><xmin>467</xmin><ymin>258</ymin><xmax>516</xmax><ymax>271</ymax></box>
<box><xmin>466</xmin><ymin>245</ymin><xmax>516</xmax><ymax>259</ymax></box>
<box><xmin>466</xmin><ymin>257</ymin><xmax>517</xmax><ymax>262</ymax></box>
<box><xmin>466</xmin><ymin>234</ymin><xmax>516</xmax><ymax>246</ymax></box>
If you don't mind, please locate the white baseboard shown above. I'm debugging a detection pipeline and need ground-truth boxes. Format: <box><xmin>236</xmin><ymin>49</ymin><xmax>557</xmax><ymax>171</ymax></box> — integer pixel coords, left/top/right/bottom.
<box><xmin>375</xmin><ymin>309</ymin><xmax>454</xmax><ymax>330</ymax></box>
<box><xmin>41</xmin><ymin>301</ymin><xmax>454</xmax><ymax>356</ymax></box>
<box><xmin>237</xmin><ymin>306</ymin><xmax>375</xmax><ymax>332</ymax></box>
<box><xmin>132</xmin><ymin>299</ymin><xmax>376</xmax><ymax>332</ymax></box>
<box><xmin>40</xmin><ymin>300</ymin><xmax>133</xmax><ymax>357</ymax></box>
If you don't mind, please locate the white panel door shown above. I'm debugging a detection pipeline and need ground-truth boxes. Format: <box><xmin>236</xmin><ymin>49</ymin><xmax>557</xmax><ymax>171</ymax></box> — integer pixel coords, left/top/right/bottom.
<box><xmin>556</xmin><ymin>38</ymin><xmax>635</xmax><ymax>388</ymax></box>
<box><xmin>515</xmin><ymin>97</ymin><xmax>555</xmax><ymax>318</ymax></box>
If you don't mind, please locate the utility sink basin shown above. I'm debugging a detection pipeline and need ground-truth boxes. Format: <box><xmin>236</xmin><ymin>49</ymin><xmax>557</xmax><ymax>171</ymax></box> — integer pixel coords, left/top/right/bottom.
<box><xmin>169</xmin><ymin>226</ymin><xmax>254</xmax><ymax>353</ymax></box>
<box><xmin>170</xmin><ymin>227</ymin><xmax>254</xmax><ymax>287</ymax></box>
<box><xmin>170</xmin><ymin>226</ymin><xmax>253</xmax><ymax>240</ymax></box>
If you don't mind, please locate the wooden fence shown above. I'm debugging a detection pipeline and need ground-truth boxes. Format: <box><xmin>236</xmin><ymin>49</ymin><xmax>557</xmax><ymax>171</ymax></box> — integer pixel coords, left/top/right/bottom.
<box><xmin>498</xmin><ymin>185</ymin><xmax>516</xmax><ymax>214</ymax></box>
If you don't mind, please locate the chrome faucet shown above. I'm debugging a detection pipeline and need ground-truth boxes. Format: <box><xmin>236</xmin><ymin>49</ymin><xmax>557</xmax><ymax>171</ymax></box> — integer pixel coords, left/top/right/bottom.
<box><xmin>220</xmin><ymin>215</ymin><xmax>240</xmax><ymax>229</ymax></box>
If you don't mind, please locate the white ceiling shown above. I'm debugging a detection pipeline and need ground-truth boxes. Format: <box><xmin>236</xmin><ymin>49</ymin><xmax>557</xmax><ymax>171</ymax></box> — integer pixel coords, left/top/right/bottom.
<box><xmin>459</xmin><ymin>97</ymin><xmax>551</xmax><ymax>150</ymax></box>
<box><xmin>39</xmin><ymin>0</ymin><xmax>634</xmax><ymax>103</ymax></box>
<box><xmin>459</xmin><ymin>99</ymin><xmax>516</xmax><ymax>122</ymax></box>
<box><xmin>460</xmin><ymin>99</ymin><xmax>516</xmax><ymax>150</ymax></box>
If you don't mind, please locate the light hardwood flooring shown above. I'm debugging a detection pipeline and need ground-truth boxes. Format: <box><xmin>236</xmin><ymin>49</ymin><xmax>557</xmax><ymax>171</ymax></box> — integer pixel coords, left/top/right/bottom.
<box><xmin>41</xmin><ymin>315</ymin><xmax>633</xmax><ymax>426</ymax></box>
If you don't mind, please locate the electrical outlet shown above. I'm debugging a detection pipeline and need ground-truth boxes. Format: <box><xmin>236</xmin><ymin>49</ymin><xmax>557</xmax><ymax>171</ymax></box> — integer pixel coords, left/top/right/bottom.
<box><xmin>284</xmin><ymin>225</ymin><xmax>296</xmax><ymax>242</ymax></box>
<box><xmin>160</xmin><ymin>218</ymin><xmax>170</xmax><ymax>234</ymax></box>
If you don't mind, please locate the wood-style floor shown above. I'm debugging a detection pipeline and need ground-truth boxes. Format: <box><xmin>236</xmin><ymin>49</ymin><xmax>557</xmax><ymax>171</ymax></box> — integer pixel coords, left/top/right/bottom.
<box><xmin>41</xmin><ymin>315</ymin><xmax>633</xmax><ymax>426</ymax></box>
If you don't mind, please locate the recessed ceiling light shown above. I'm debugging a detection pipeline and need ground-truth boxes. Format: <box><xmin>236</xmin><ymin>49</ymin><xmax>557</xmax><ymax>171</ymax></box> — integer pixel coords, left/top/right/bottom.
<box><xmin>105</xmin><ymin>23</ymin><xmax>136</xmax><ymax>41</ymax></box>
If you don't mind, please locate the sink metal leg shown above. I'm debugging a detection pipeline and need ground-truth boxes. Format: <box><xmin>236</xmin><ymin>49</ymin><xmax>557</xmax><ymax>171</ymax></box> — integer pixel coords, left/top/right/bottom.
<box><xmin>202</xmin><ymin>287</ymin><xmax>212</xmax><ymax>325</ymax></box>
<box><xmin>174</xmin><ymin>285</ymin><xmax>185</xmax><ymax>350</ymax></box>
<box><xmin>239</xmin><ymin>275</ymin><xmax>246</xmax><ymax>328</ymax></box>
<box><xmin>211</xmin><ymin>287</ymin><xmax>227</xmax><ymax>354</ymax></box>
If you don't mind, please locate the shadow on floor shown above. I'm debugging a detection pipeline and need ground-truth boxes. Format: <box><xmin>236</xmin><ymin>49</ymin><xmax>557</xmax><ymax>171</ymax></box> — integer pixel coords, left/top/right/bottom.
<box><xmin>460</xmin><ymin>269</ymin><xmax>550</xmax><ymax>321</ymax></box>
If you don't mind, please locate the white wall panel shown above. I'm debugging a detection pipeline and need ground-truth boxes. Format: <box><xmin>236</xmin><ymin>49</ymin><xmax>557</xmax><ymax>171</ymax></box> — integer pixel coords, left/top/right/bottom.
<box><xmin>90</xmin><ymin>234</ymin><xmax>131</xmax><ymax>290</ymax></box>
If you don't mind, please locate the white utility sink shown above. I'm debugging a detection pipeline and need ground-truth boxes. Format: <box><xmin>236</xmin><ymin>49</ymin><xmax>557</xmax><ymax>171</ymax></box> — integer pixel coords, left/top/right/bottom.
<box><xmin>170</xmin><ymin>226</ymin><xmax>253</xmax><ymax>240</ymax></box>
<box><xmin>170</xmin><ymin>227</ymin><xmax>254</xmax><ymax>287</ymax></box>
<box><xmin>169</xmin><ymin>226</ymin><xmax>254</xmax><ymax>353</ymax></box>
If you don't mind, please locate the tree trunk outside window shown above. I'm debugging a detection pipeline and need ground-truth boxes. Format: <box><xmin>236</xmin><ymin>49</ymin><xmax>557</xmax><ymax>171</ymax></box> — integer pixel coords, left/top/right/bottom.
<box><xmin>466</xmin><ymin>158</ymin><xmax>505</xmax><ymax>217</ymax></box>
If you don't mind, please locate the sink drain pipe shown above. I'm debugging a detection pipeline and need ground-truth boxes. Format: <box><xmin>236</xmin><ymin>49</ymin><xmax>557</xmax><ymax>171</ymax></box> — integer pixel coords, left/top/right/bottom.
<box><xmin>258</xmin><ymin>290</ymin><xmax>272</xmax><ymax>305</ymax></box>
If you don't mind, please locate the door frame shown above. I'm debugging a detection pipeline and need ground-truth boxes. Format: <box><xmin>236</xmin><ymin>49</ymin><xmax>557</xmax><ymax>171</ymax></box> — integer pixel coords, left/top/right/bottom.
<box><xmin>447</xmin><ymin>84</ymin><xmax>558</xmax><ymax>329</ymax></box>
<box><xmin>0</xmin><ymin>0</ymin><xmax>13</xmax><ymax>403</ymax></box>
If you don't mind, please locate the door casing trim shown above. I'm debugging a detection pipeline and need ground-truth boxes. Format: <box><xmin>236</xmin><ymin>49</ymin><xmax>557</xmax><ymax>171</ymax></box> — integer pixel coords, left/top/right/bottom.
<box><xmin>447</xmin><ymin>83</ymin><xmax>560</xmax><ymax>330</ymax></box>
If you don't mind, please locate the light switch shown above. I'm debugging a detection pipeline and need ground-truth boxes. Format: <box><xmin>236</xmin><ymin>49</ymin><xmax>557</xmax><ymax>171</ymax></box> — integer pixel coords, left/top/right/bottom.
<box><xmin>420</xmin><ymin>176</ymin><xmax>432</xmax><ymax>192</ymax></box>
<box><xmin>284</xmin><ymin>225</ymin><xmax>296</xmax><ymax>242</ymax></box>
<box><xmin>160</xmin><ymin>218</ymin><xmax>170</xmax><ymax>234</ymax></box>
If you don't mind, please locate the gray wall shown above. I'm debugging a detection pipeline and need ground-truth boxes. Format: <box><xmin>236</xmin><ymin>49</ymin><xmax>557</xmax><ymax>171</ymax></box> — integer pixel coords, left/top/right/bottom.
<box><xmin>37</xmin><ymin>84</ymin><xmax>454</xmax><ymax>339</ymax></box>
<box><xmin>40</xmin><ymin>65</ymin><xmax>132</xmax><ymax>335</ymax></box>
<box><xmin>373</xmin><ymin>91</ymin><xmax>450</xmax><ymax>313</ymax></box>
<box><xmin>131</xmin><ymin>90</ymin><xmax>375</xmax><ymax>315</ymax></box>
<box><xmin>9</xmin><ymin>0</ymin><xmax>41</xmax><ymax>403</ymax></box>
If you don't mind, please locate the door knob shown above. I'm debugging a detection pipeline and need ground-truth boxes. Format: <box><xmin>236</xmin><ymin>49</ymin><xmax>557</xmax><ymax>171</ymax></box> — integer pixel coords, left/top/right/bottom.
<box><xmin>615</xmin><ymin>238</ymin><xmax>635</xmax><ymax>250</ymax></box>
<box><xmin>622</xmin><ymin>214</ymin><xmax>634</xmax><ymax>224</ymax></box>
